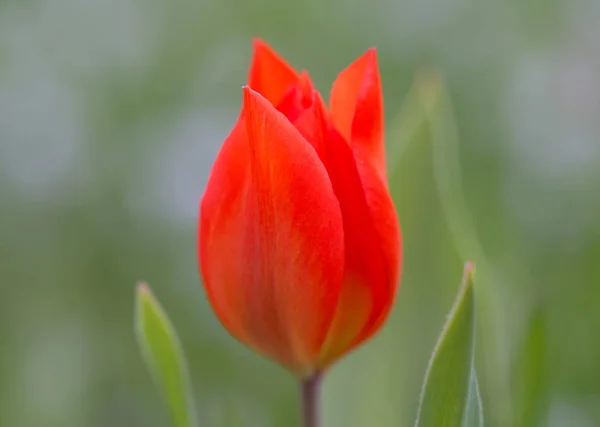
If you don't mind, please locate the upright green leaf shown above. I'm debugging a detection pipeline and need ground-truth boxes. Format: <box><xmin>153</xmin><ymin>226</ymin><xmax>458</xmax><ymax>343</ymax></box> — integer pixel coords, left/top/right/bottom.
<box><xmin>415</xmin><ymin>262</ymin><xmax>481</xmax><ymax>427</ymax></box>
<box><xmin>135</xmin><ymin>282</ymin><xmax>197</xmax><ymax>427</ymax></box>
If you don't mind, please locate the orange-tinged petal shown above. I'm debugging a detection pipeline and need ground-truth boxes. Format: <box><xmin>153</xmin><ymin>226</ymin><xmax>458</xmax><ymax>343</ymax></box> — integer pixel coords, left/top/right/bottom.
<box><xmin>320</xmin><ymin>146</ymin><xmax>401</xmax><ymax>366</ymax></box>
<box><xmin>330</xmin><ymin>48</ymin><xmax>387</xmax><ymax>181</ymax></box>
<box><xmin>199</xmin><ymin>87</ymin><xmax>344</xmax><ymax>376</ymax></box>
<box><xmin>248</xmin><ymin>38</ymin><xmax>300</xmax><ymax>107</ymax></box>
<box><xmin>345</xmin><ymin>148</ymin><xmax>401</xmax><ymax>349</ymax></box>
<box><xmin>292</xmin><ymin>93</ymin><xmax>401</xmax><ymax>368</ymax></box>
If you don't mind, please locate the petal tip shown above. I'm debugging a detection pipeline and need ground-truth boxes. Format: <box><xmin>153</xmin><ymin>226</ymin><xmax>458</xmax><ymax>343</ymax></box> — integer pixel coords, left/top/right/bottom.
<box><xmin>242</xmin><ymin>85</ymin><xmax>262</xmax><ymax>106</ymax></box>
<box><xmin>247</xmin><ymin>38</ymin><xmax>299</xmax><ymax>106</ymax></box>
<box><xmin>363</xmin><ymin>47</ymin><xmax>378</xmax><ymax>63</ymax></box>
<box><xmin>252</xmin><ymin>37</ymin><xmax>268</xmax><ymax>50</ymax></box>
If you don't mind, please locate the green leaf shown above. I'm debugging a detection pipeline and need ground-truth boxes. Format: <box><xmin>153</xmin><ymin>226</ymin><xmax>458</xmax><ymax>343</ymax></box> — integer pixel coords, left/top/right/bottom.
<box><xmin>511</xmin><ymin>306</ymin><xmax>547</xmax><ymax>427</ymax></box>
<box><xmin>386</xmin><ymin>82</ymin><xmax>429</xmax><ymax>175</ymax></box>
<box><xmin>416</xmin><ymin>71</ymin><xmax>512</xmax><ymax>425</ymax></box>
<box><xmin>415</xmin><ymin>262</ymin><xmax>481</xmax><ymax>427</ymax></box>
<box><xmin>135</xmin><ymin>282</ymin><xmax>197</xmax><ymax>427</ymax></box>
<box><xmin>463</xmin><ymin>369</ymin><xmax>484</xmax><ymax>427</ymax></box>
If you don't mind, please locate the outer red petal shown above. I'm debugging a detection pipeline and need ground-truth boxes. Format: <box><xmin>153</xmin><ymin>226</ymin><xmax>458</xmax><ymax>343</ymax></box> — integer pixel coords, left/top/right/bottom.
<box><xmin>199</xmin><ymin>87</ymin><xmax>344</xmax><ymax>376</ymax></box>
<box><xmin>247</xmin><ymin>38</ymin><xmax>300</xmax><ymax>108</ymax></box>
<box><xmin>292</xmin><ymin>94</ymin><xmax>401</xmax><ymax>369</ymax></box>
<box><xmin>346</xmin><ymin>148</ymin><xmax>401</xmax><ymax>349</ymax></box>
<box><xmin>329</xmin><ymin>48</ymin><xmax>387</xmax><ymax>182</ymax></box>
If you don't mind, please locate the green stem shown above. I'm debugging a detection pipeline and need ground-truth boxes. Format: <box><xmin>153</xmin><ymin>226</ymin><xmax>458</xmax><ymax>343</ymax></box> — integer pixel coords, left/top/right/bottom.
<box><xmin>301</xmin><ymin>373</ymin><xmax>322</xmax><ymax>427</ymax></box>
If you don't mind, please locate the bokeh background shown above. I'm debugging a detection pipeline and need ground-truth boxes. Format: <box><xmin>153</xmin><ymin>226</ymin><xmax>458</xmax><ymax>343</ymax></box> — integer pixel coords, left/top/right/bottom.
<box><xmin>1</xmin><ymin>0</ymin><xmax>600</xmax><ymax>426</ymax></box>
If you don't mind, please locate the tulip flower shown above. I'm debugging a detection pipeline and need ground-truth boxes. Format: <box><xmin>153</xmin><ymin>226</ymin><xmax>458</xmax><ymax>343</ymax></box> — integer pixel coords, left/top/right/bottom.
<box><xmin>198</xmin><ymin>39</ymin><xmax>402</xmax><ymax>381</ymax></box>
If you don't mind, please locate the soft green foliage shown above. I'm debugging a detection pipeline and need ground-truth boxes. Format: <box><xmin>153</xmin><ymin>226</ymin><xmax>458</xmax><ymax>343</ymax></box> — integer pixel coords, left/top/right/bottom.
<box><xmin>511</xmin><ymin>307</ymin><xmax>547</xmax><ymax>427</ymax></box>
<box><xmin>415</xmin><ymin>73</ymin><xmax>512</xmax><ymax>426</ymax></box>
<box><xmin>135</xmin><ymin>283</ymin><xmax>197</xmax><ymax>427</ymax></box>
<box><xmin>415</xmin><ymin>263</ymin><xmax>481</xmax><ymax>427</ymax></box>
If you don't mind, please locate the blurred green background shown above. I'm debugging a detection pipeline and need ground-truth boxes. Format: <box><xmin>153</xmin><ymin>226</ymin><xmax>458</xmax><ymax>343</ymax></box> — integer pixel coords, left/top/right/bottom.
<box><xmin>1</xmin><ymin>0</ymin><xmax>599</xmax><ymax>426</ymax></box>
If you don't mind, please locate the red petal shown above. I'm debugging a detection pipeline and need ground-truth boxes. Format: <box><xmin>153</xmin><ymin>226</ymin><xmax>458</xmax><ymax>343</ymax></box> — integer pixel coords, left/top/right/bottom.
<box><xmin>199</xmin><ymin>87</ymin><xmax>344</xmax><ymax>375</ymax></box>
<box><xmin>329</xmin><ymin>48</ymin><xmax>387</xmax><ymax>181</ymax></box>
<box><xmin>247</xmin><ymin>38</ymin><xmax>300</xmax><ymax>107</ymax></box>
<box><xmin>345</xmin><ymin>148</ymin><xmax>402</xmax><ymax>349</ymax></box>
<box><xmin>276</xmin><ymin>71</ymin><xmax>315</xmax><ymax>122</ymax></box>
<box><xmin>293</xmin><ymin>94</ymin><xmax>401</xmax><ymax>368</ymax></box>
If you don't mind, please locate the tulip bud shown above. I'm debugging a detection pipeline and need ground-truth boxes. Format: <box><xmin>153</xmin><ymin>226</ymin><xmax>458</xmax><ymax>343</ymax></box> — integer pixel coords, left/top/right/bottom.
<box><xmin>199</xmin><ymin>39</ymin><xmax>402</xmax><ymax>378</ymax></box>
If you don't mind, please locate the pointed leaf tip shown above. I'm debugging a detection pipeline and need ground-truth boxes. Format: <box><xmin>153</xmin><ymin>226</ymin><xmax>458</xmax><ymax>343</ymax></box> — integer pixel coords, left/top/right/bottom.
<box><xmin>134</xmin><ymin>283</ymin><xmax>197</xmax><ymax>427</ymax></box>
<box><xmin>415</xmin><ymin>262</ymin><xmax>483</xmax><ymax>427</ymax></box>
<box><xmin>136</xmin><ymin>281</ymin><xmax>150</xmax><ymax>297</ymax></box>
<box><xmin>462</xmin><ymin>261</ymin><xmax>475</xmax><ymax>292</ymax></box>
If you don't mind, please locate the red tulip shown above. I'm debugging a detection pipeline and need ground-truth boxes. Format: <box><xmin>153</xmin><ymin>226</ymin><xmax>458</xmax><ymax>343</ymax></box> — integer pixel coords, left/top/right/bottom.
<box><xmin>199</xmin><ymin>39</ymin><xmax>402</xmax><ymax>378</ymax></box>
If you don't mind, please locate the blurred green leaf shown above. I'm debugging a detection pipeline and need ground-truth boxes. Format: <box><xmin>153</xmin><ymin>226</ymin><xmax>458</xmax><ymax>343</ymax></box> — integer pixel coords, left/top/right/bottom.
<box><xmin>416</xmin><ymin>71</ymin><xmax>513</xmax><ymax>425</ymax></box>
<box><xmin>414</xmin><ymin>262</ymin><xmax>480</xmax><ymax>427</ymax></box>
<box><xmin>511</xmin><ymin>306</ymin><xmax>547</xmax><ymax>427</ymax></box>
<box><xmin>386</xmin><ymin>83</ymin><xmax>428</xmax><ymax>175</ymax></box>
<box><xmin>135</xmin><ymin>283</ymin><xmax>198</xmax><ymax>427</ymax></box>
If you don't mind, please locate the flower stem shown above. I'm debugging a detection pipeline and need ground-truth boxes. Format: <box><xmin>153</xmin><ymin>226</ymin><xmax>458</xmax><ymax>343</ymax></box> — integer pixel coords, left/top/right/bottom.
<box><xmin>300</xmin><ymin>373</ymin><xmax>322</xmax><ymax>427</ymax></box>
